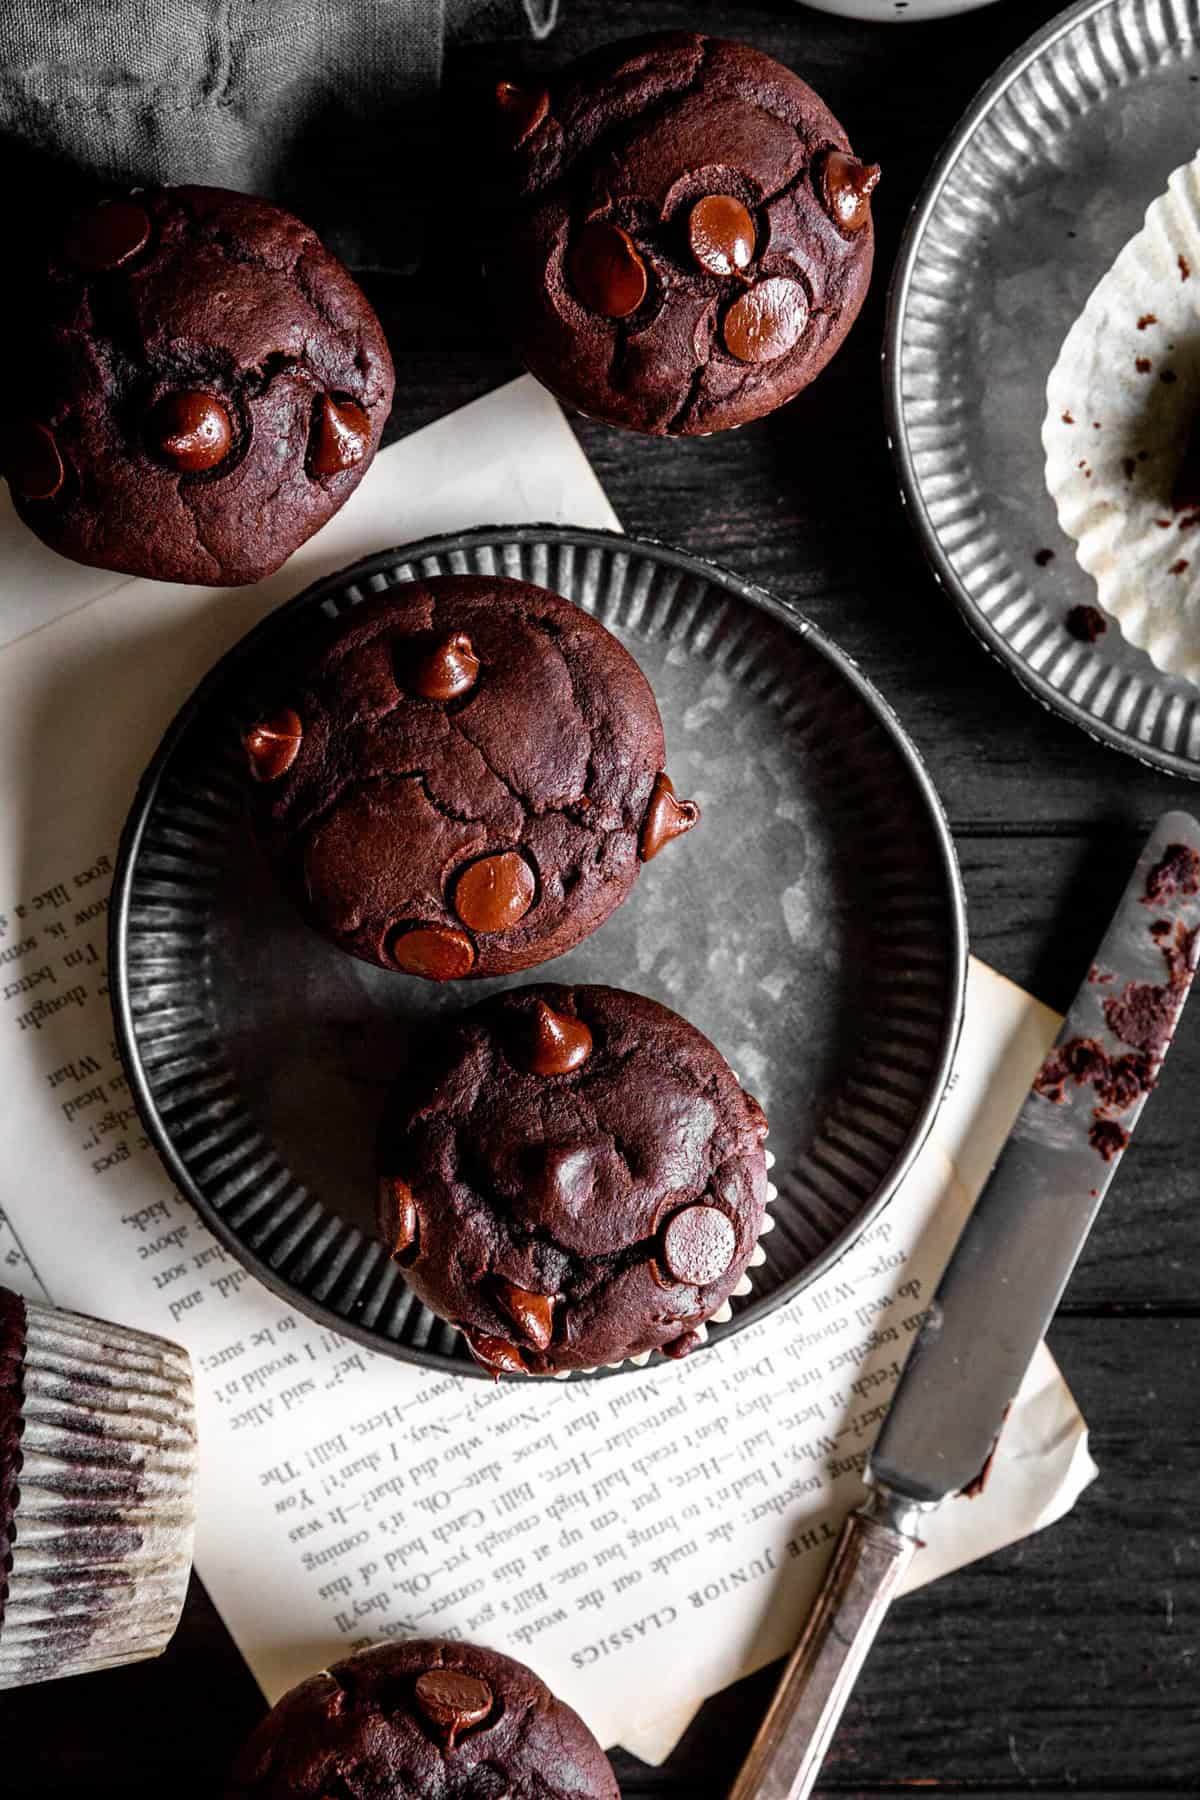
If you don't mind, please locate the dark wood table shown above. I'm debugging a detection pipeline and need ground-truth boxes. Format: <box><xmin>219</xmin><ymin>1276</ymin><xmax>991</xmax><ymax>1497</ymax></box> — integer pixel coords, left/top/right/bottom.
<box><xmin>5</xmin><ymin>2</ymin><xmax>1197</xmax><ymax>1793</ymax></box>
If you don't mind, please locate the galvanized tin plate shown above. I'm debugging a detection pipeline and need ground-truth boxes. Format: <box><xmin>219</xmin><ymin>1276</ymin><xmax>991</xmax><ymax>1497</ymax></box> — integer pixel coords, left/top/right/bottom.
<box><xmin>885</xmin><ymin>0</ymin><xmax>1200</xmax><ymax>778</ymax></box>
<box><xmin>111</xmin><ymin>526</ymin><xmax>965</xmax><ymax>1379</ymax></box>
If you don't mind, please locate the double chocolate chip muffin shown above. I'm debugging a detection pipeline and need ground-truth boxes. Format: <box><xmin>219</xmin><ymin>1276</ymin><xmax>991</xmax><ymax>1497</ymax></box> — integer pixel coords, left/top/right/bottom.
<box><xmin>228</xmin><ymin>1639</ymin><xmax>619</xmax><ymax>1800</ymax></box>
<box><xmin>487</xmin><ymin>32</ymin><xmax>879</xmax><ymax>436</ymax></box>
<box><xmin>0</xmin><ymin>186</ymin><xmax>393</xmax><ymax>584</ymax></box>
<box><xmin>378</xmin><ymin>984</ymin><xmax>770</xmax><ymax>1375</ymax></box>
<box><xmin>244</xmin><ymin>574</ymin><xmax>699</xmax><ymax>980</ymax></box>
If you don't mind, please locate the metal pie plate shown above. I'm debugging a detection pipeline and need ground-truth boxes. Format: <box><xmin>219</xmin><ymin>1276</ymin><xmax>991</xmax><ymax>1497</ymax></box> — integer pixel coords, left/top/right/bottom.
<box><xmin>111</xmin><ymin>525</ymin><xmax>965</xmax><ymax>1378</ymax></box>
<box><xmin>886</xmin><ymin>0</ymin><xmax>1200</xmax><ymax>777</ymax></box>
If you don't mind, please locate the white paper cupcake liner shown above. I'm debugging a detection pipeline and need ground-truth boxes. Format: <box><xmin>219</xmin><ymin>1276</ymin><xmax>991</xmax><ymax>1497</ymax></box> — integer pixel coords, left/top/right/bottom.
<box><xmin>0</xmin><ymin>1298</ymin><xmax>196</xmax><ymax>1688</ymax></box>
<box><xmin>1044</xmin><ymin>151</ymin><xmax>1200</xmax><ymax>680</ymax></box>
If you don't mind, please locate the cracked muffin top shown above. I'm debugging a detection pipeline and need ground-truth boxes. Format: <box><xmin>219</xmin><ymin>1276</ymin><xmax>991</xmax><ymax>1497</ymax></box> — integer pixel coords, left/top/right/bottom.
<box><xmin>485</xmin><ymin>32</ymin><xmax>879</xmax><ymax>437</ymax></box>
<box><xmin>227</xmin><ymin>1639</ymin><xmax>619</xmax><ymax>1800</ymax></box>
<box><xmin>0</xmin><ymin>185</ymin><xmax>393</xmax><ymax>585</ymax></box>
<box><xmin>378</xmin><ymin>984</ymin><xmax>770</xmax><ymax>1374</ymax></box>
<box><xmin>242</xmin><ymin>575</ymin><xmax>699</xmax><ymax>979</ymax></box>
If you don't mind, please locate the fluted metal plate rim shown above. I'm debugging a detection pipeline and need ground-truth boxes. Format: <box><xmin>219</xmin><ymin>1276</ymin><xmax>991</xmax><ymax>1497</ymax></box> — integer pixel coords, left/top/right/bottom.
<box><xmin>110</xmin><ymin>525</ymin><xmax>966</xmax><ymax>1380</ymax></box>
<box><xmin>884</xmin><ymin>0</ymin><xmax>1200</xmax><ymax>780</ymax></box>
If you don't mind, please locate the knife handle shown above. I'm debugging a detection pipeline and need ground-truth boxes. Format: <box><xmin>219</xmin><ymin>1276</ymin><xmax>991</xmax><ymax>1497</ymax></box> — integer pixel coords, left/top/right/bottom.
<box><xmin>728</xmin><ymin>1487</ymin><xmax>928</xmax><ymax>1800</ymax></box>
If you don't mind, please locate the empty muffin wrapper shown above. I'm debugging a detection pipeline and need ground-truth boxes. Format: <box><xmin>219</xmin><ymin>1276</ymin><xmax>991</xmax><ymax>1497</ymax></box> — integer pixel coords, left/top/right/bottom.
<box><xmin>1044</xmin><ymin>150</ymin><xmax>1200</xmax><ymax>681</ymax></box>
<box><xmin>0</xmin><ymin>1297</ymin><xmax>196</xmax><ymax>1688</ymax></box>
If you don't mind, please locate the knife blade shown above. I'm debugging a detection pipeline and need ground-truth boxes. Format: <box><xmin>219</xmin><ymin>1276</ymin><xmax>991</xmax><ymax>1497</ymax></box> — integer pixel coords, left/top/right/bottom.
<box><xmin>729</xmin><ymin>809</ymin><xmax>1200</xmax><ymax>1800</ymax></box>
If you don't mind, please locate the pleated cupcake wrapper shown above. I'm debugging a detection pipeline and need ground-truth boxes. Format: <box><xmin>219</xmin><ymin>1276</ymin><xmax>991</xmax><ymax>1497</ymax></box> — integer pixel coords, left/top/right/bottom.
<box><xmin>0</xmin><ymin>1299</ymin><xmax>196</xmax><ymax>1689</ymax></box>
<box><xmin>1044</xmin><ymin>151</ymin><xmax>1200</xmax><ymax>682</ymax></box>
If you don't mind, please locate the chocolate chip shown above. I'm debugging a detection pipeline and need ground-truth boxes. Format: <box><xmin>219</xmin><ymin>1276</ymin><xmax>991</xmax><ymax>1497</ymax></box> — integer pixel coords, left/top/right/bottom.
<box><xmin>662</xmin><ymin>1205</ymin><xmax>737</xmax><ymax>1286</ymax></box>
<box><xmin>407</xmin><ymin>631</ymin><xmax>480</xmax><ymax>701</ymax></box>
<box><xmin>149</xmin><ymin>390</ymin><xmax>232</xmax><ymax>473</ymax></box>
<box><xmin>62</xmin><ymin>199</ymin><xmax>151</xmax><ymax>272</ymax></box>
<box><xmin>523</xmin><ymin>999</ymin><xmax>593</xmax><ymax>1075</ymax></box>
<box><xmin>388</xmin><ymin>923</ymin><xmax>476</xmax><ymax>981</ymax></box>
<box><xmin>639</xmin><ymin>772</ymin><xmax>700</xmax><ymax>861</ymax></box>
<box><xmin>818</xmin><ymin>150</ymin><xmax>881</xmax><ymax>233</ymax></box>
<box><xmin>495</xmin><ymin>1280</ymin><xmax>556</xmax><ymax>1350</ymax></box>
<box><xmin>723</xmin><ymin>278</ymin><xmax>809</xmax><ymax>364</ymax></box>
<box><xmin>465</xmin><ymin>1331</ymin><xmax>527</xmax><ymax>1377</ymax></box>
<box><xmin>495</xmin><ymin>80</ymin><xmax>549</xmax><ymax>150</ymax></box>
<box><xmin>688</xmin><ymin>195</ymin><xmax>755</xmax><ymax>277</ymax></box>
<box><xmin>0</xmin><ymin>419</ymin><xmax>64</xmax><ymax>500</ymax></box>
<box><xmin>453</xmin><ymin>851</ymin><xmax>536</xmax><ymax>933</ymax></box>
<box><xmin>380</xmin><ymin>1176</ymin><xmax>418</xmax><ymax>1262</ymax></box>
<box><xmin>414</xmin><ymin>1668</ymin><xmax>494</xmax><ymax>1746</ymax></box>
<box><xmin>244</xmin><ymin>707</ymin><xmax>302</xmax><ymax>782</ymax></box>
<box><xmin>310</xmin><ymin>394</ymin><xmax>371</xmax><ymax>477</ymax></box>
<box><xmin>569</xmin><ymin>220</ymin><xmax>648</xmax><ymax>318</ymax></box>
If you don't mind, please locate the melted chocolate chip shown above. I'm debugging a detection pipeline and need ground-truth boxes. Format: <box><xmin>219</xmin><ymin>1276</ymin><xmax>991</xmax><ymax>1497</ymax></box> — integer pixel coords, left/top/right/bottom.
<box><xmin>661</xmin><ymin>1205</ymin><xmax>737</xmax><ymax>1286</ymax></box>
<box><xmin>453</xmin><ymin>851</ymin><xmax>536</xmax><ymax>934</ymax></box>
<box><xmin>380</xmin><ymin>1176</ymin><xmax>419</xmax><ymax>1261</ymax></box>
<box><xmin>723</xmin><ymin>278</ymin><xmax>809</xmax><ymax>364</ymax></box>
<box><xmin>310</xmin><ymin>394</ymin><xmax>371</xmax><ymax>477</ymax></box>
<box><xmin>522</xmin><ymin>999</ymin><xmax>593</xmax><ymax>1075</ymax></box>
<box><xmin>413</xmin><ymin>1668</ymin><xmax>493</xmax><ymax>1746</ymax></box>
<box><xmin>639</xmin><ymin>772</ymin><xmax>699</xmax><ymax>862</ymax></box>
<box><xmin>0</xmin><ymin>419</ymin><xmax>64</xmax><ymax>500</ymax></box>
<box><xmin>149</xmin><ymin>390</ymin><xmax>233</xmax><ymax>473</ymax></box>
<box><xmin>62</xmin><ymin>199</ymin><xmax>151</xmax><ymax>272</ymax></box>
<box><xmin>818</xmin><ymin>150</ymin><xmax>881</xmax><ymax>233</ymax></box>
<box><xmin>495</xmin><ymin>1280</ymin><xmax>556</xmax><ymax>1350</ymax></box>
<box><xmin>244</xmin><ymin>708</ymin><xmax>303</xmax><ymax>782</ymax></box>
<box><xmin>688</xmin><ymin>195</ymin><xmax>755</xmax><ymax>277</ymax></box>
<box><xmin>388</xmin><ymin>923</ymin><xmax>476</xmax><ymax>980</ymax></box>
<box><xmin>569</xmin><ymin>220</ymin><xmax>648</xmax><ymax>318</ymax></box>
<box><xmin>495</xmin><ymin>80</ymin><xmax>549</xmax><ymax>150</ymax></box>
<box><xmin>407</xmin><ymin>632</ymin><xmax>480</xmax><ymax>702</ymax></box>
<box><xmin>465</xmin><ymin>1331</ymin><xmax>527</xmax><ymax>1377</ymax></box>
<box><xmin>662</xmin><ymin>1327</ymin><xmax>704</xmax><ymax>1359</ymax></box>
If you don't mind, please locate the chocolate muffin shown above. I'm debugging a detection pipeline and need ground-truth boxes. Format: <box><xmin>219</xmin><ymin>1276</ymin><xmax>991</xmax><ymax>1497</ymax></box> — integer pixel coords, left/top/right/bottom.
<box><xmin>378</xmin><ymin>984</ymin><xmax>770</xmax><ymax>1374</ymax></box>
<box><xmin>486</xmin><ymin>33</ymin><xmax>879</xmax><ymax>436</ymax></box>
<box><xmin>243</xmin><ymin>575</ymin><xmax>699</xmax><ymax>979</ymax></box>
<box><xmin>229</xmin><ymin>1640</ymin><xmax>618</xmax><ymax>1799</ymax></box>
<box><xmin>0</xmin><ymin>185</ymin><xmax>393</xmax><ymax>585</ymax></box>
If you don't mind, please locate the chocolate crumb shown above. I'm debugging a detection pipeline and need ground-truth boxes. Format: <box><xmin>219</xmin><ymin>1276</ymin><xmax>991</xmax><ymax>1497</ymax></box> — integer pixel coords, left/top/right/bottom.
<box><xmin>1161</xmin><ymin>369</ymin><xmax>1178</xmax><ymax>384</ymax></box>
<box><xmin>1137</xmin><ymin>313</ymin><xmax>1158</xmax><ymax>329</ymax></box>
<box><xmin>1157</xmin><ymin>519</ymin><xmax>1174</xmax><ymax>528</ymax></box>
<box><xmin>1144</xmin><ymin>843</ymin><xmax>1200</xmax><ymax>906</ymax></box>
<box><xmin>1034</xmin><ymin>548</ymin><xmax>1056</xmax><ymax>567</ymax></box>
<box><xmin>1062</xmin><ymin>410</ymin><xmax>1075</xmax><ymax>424</ymax></box>
<box><xmin>1104</xmin><ymin>918</ymin><xmax>1199</xmax><ymax>1058</ymax></box>
<box><xmin>1171</xmin><ymin>558</ymin><xmax>1190</xmax><ymax>575</ymax></box>
<box><xmin>1180</xmin><ymin>253</ymin><xmax>1191</xmax><ymax>280</ymax></box>
<box><xmin>1090</xmin><ymin>1116</ymin><xmax>1129</xmax><ymax>1162</ymax></box>
<box><xmin>1066</xmin><ymin>604</ymin><xmax>1106</xmax><ymax>643</ymax></box>
<box><xmin>1180</xmin><ymin>514</ymin><xmax>1200</xmax><ymax>531</ymax></box>
<box><xmin>1136</xmin><ymin>357</ymin><xmax>1152</xmax><ymax>373</ymax></box>
<box><xmin>1122</xmin><ymin>457</ymin><xmax>1136</xmax><ymax>480</ymax></box>
<box><xmin>959</xmin><ymin>1401</ymin><xmax>1013</xmax><ymax>1499</ymax></box>
<box><xmin>1088</xmin><ymin>965</ymin><xmax>1115</xmax><ymax>984</ymax></box>
<box><xmin>1093</xmin><ymin>420</ymin><xmax>1102</xmax><ymax>429</ymax></box>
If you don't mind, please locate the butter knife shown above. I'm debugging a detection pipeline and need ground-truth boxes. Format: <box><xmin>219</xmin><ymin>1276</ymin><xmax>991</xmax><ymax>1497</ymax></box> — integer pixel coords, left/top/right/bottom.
<box><xmin>730</xmin><ymin>809</ymin><xmax>1200</xmax><ymax>1800</ymax></box>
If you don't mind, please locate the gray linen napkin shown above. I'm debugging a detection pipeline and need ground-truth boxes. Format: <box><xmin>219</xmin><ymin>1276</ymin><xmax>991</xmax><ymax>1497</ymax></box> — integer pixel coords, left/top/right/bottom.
<box><xmin>0</xmin><ymin>0</ymin><xmax>557</xmax><ymax>271</ymax></box>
